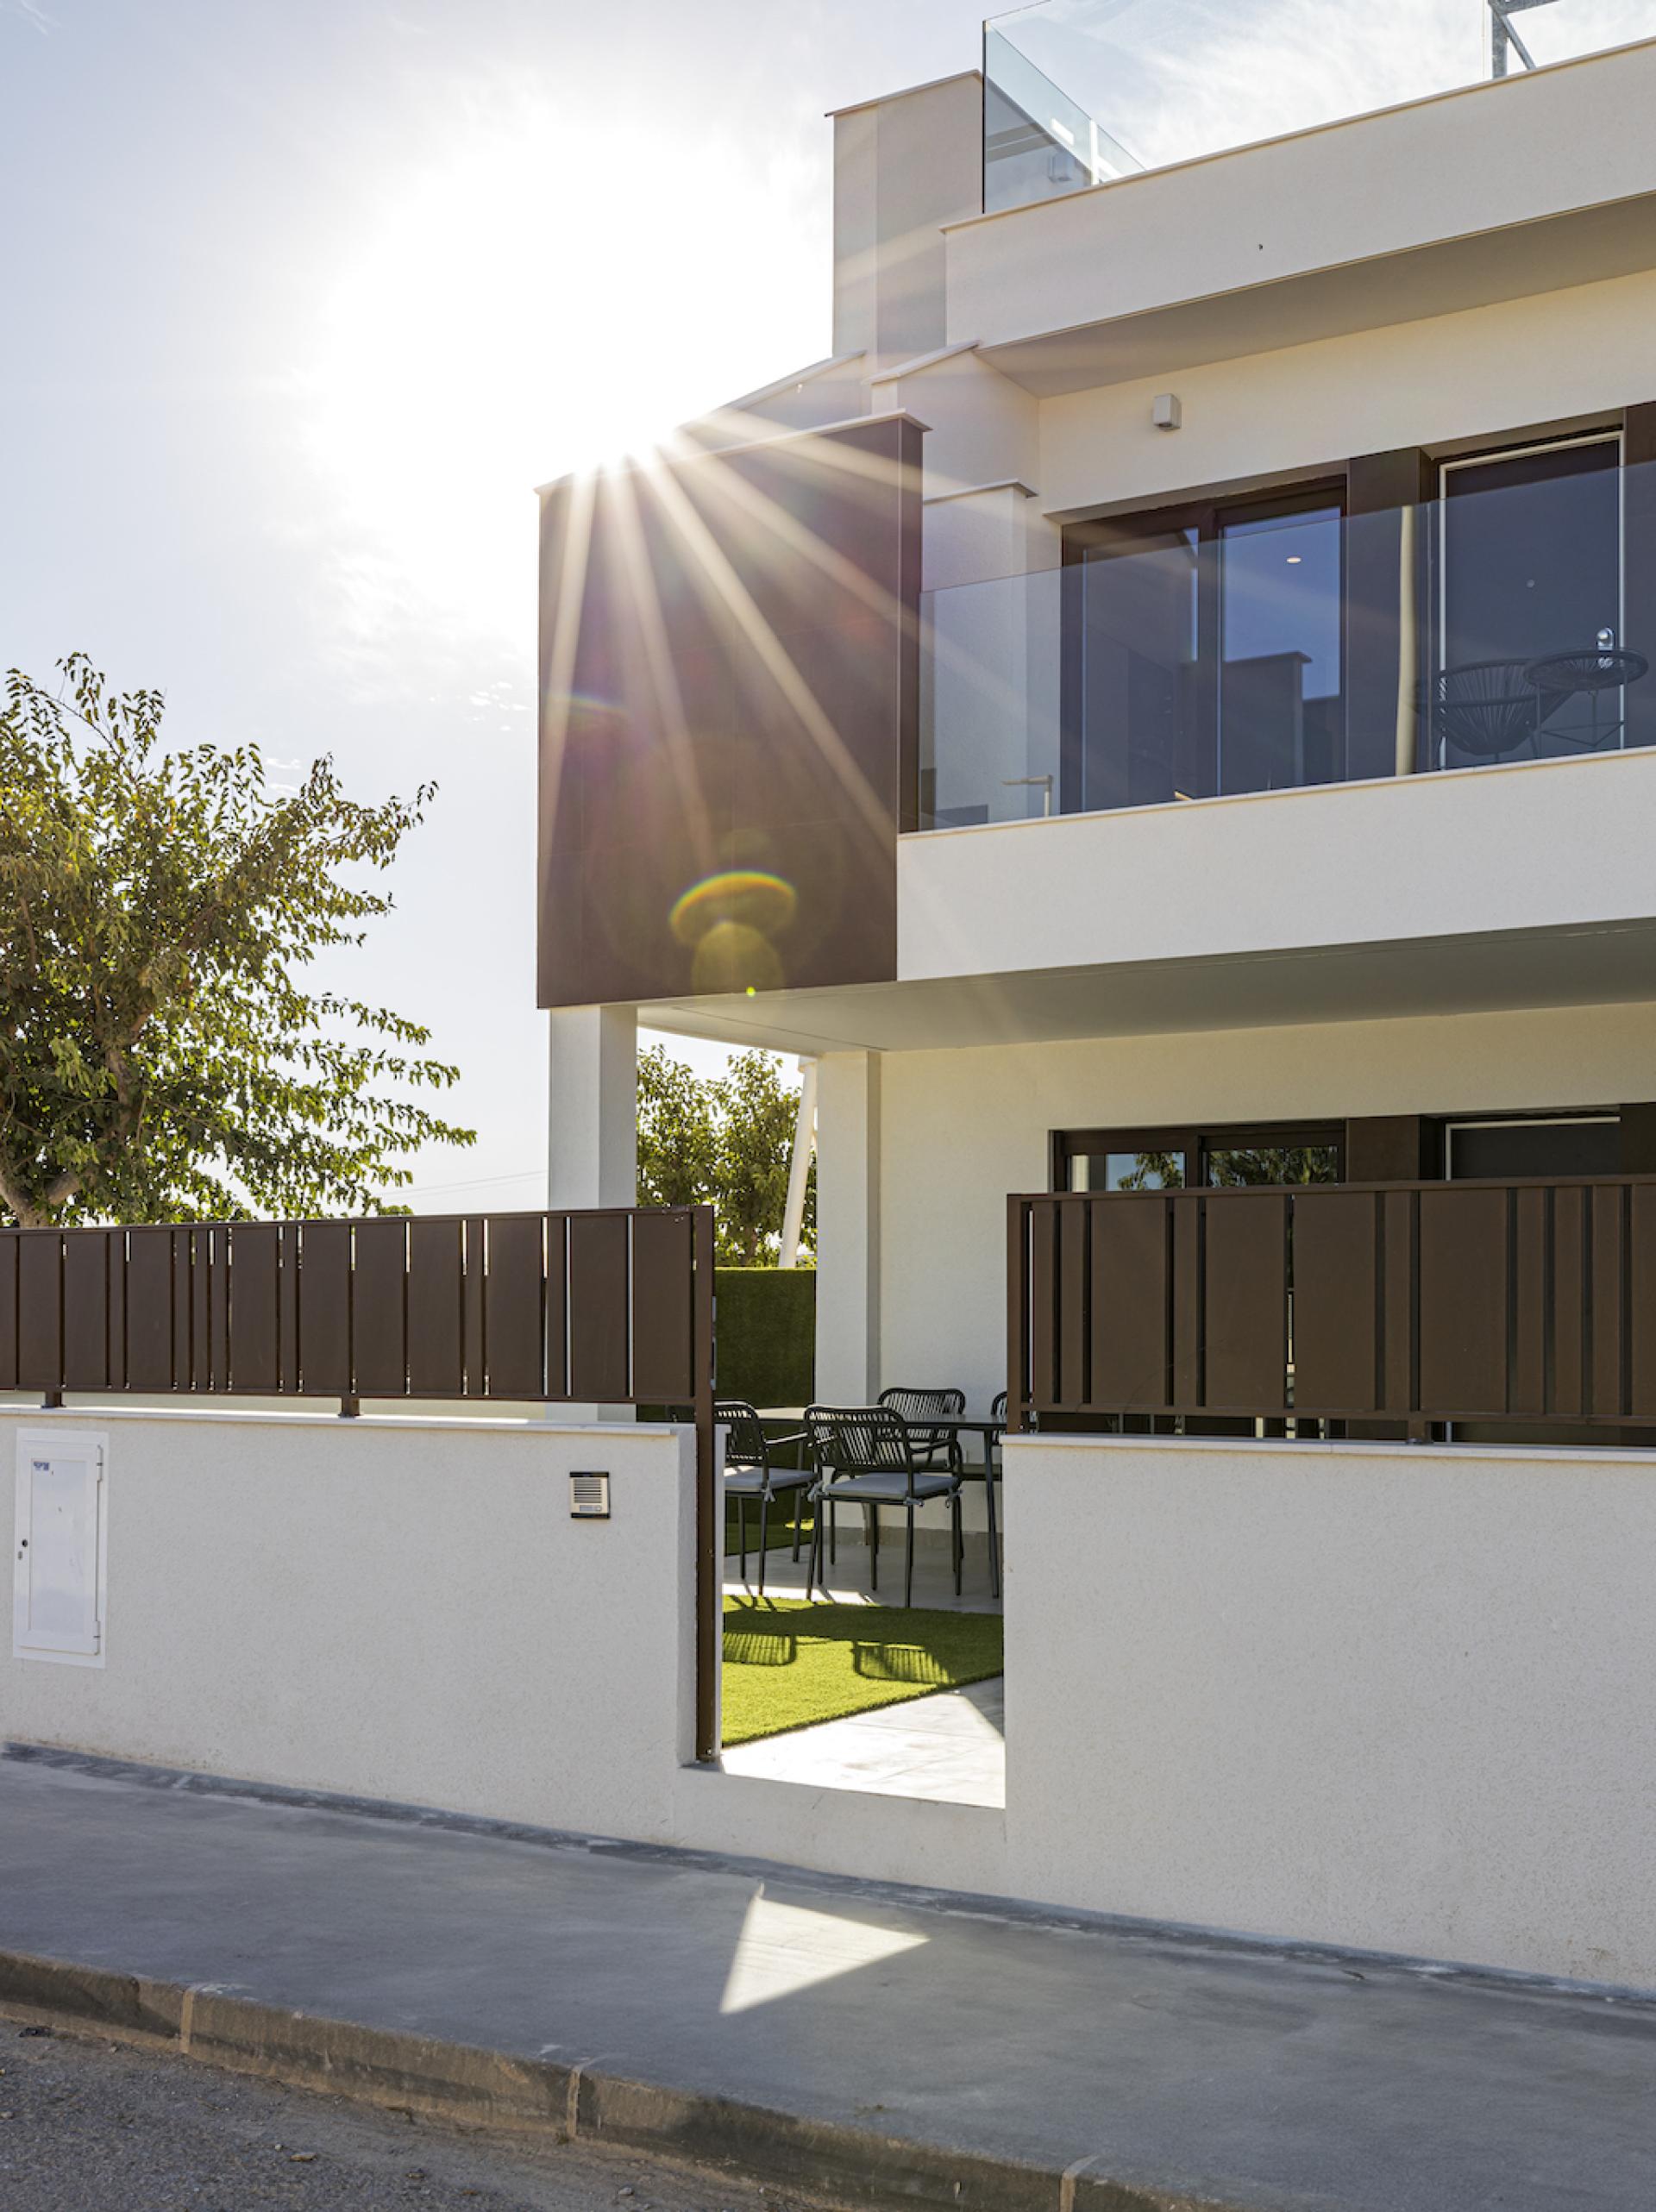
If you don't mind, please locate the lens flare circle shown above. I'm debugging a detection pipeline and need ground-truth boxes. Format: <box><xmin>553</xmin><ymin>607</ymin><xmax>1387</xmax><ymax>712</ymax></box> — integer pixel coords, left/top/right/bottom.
<box><xmin>669</xmin><ymin>870</ymin><xmax>797</xmax><ymax>947</ymax></box>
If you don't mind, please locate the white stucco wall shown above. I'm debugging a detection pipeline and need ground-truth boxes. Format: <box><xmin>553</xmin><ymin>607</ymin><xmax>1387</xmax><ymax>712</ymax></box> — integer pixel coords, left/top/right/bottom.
<box><xmin>1</xmin><ymin>1411</ymin><xmax>698</xmax><ymax>1839</ymax></box>
<box><xmin>1003</xmin><ymin>1433</ymin><xmax>1656</xmax><ymax>1986</ymax></box>
<box><xmin>0</xmin><ymin>1407</ymin><xmax>1005</xmax><ymax>1895</ymax></box>
<box><xmin>898</xmin><ymin>746</ymin><xmax>1656</xmax><ymax>987</ymax></box>
<box><xmin>1034</xmin><ymin>265</ymin><xmax>1656</xmax><ymax>521</ymax></box>
<box><xmin>877</xmin><ymin>999</ymin><xmax>1656</xmax><ymax>1405</ymax></box>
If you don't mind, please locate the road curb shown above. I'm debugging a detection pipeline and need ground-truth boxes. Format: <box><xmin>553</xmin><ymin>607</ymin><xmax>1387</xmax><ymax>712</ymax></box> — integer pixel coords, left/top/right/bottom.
<box><xmin>0</xmin><ymin>1943</ymin><xmax>1246</xmax><ymax>2212</ymax></box>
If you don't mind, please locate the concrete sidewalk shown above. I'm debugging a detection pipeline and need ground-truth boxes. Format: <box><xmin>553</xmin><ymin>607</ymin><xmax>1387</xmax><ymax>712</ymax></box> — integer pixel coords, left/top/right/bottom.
<box><xmin>1</xmin><ymin>1748</ymin><xmax>1653</xmax><ymax>2212</ymax></box>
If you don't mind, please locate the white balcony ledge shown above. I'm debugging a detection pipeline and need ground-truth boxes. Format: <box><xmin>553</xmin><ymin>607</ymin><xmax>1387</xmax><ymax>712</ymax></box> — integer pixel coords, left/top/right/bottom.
<box><xmin>946</xmin><ymin>39</ymin><xmax>1656</xmax><ymax>396</ymax></box>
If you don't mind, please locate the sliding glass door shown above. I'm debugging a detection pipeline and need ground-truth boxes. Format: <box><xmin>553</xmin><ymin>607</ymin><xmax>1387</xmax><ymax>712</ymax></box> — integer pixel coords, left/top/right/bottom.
<box><xmin>1063</xmin><ymin>487</ymin><xmax>1346</xmax><ymax>814</ymax></box>
<box><xmin>1434</xmin><ymin>436</ymin><xmax>1629</xmax><ymax>767</ymax></box>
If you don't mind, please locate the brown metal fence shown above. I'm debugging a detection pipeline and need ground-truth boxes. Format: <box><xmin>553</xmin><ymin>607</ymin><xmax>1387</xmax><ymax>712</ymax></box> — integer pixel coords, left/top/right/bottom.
<box><xmin>1008</xmin><ymin>1178</ymin><xmax>1656</xmax><ymax>1433</ymax></box>
<box><xmin>0</xmin><ymin>1207</ymin><xmax>723</xmax><ymax>1756</ymax></box>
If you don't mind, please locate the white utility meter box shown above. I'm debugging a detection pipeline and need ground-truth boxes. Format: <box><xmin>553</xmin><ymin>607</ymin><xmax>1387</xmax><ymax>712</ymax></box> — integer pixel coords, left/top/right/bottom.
<box><xmin>13</xmin><ymin>1430</ymin><xmax>107</xmax><ymax>1667</ymax></box>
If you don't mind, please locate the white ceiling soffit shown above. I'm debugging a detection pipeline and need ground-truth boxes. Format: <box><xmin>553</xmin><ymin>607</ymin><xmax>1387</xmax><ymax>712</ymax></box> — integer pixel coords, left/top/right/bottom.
<box><xmin>637</xmin><ymin>918</ymin><xmax>1656</xmax><ymax>1057</ymax></box>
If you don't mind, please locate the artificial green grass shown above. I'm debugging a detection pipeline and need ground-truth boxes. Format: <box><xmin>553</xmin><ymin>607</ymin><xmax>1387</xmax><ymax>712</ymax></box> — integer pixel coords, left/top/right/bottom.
<box><xmin>720</xmin><ymin>1596</ymin><xmax>1004</xmax><ymax>1747</ymax></box>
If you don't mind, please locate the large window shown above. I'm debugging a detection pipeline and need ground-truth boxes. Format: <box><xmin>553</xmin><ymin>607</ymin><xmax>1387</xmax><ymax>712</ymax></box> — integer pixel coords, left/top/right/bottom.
<box><xmin>1057</xmin><ymin>1124</ymin><xmax>1343</xmax><ymax>1193</ymax></box>
<box><xmin>1063</xmin><ymin>487</ymin><xmax>1346</xmax><ymax>815</ymax></box>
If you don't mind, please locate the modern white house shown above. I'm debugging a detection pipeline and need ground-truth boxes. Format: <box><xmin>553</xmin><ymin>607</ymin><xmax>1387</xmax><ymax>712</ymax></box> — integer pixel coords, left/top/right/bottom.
<box><xmin>539</xmin><ymin>2</ymin><xmax>1656</xmax><ymax>1443</ymax></box>
<box><xmin>11</xmin><ymin>2</ymin><xmax>1656</xmax><ymax>2006</ymax></box>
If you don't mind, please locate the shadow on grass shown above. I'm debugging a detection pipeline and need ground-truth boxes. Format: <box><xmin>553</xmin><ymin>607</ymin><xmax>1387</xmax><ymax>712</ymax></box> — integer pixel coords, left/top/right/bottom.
<box><xmin>720</xmin><ymin>1598</ymin><xmax>1004</xmax><ymax>1746</ymax></box>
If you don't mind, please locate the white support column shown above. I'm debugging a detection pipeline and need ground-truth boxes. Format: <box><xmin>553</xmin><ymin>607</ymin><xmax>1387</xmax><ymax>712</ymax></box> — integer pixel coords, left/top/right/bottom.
<box><xmin>814</xmin><ymin>1050</ymin><xmax>881</xmax><ymax>1403</ymax></box>
<box><xmin>778</xmin><ymin>1057</ymin><xmax>819</xmax><ymax>1270</ymax></box>
<box><xmin>547</xmin><ymin>1005</ymin><xmax>637</xmax><ymax>1212</ymax></box>
<box><xmin>547</xmin><ymin>1006</ymin><xmax>637</xmax><ymax>1421</ymax></box>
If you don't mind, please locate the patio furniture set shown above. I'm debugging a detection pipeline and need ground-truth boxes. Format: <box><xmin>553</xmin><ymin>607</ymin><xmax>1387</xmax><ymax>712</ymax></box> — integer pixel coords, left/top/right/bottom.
<box><xmin>718</xmin><ymin>1389</ymin><xmax>1007</xmax><ymax>1607</ymax></box>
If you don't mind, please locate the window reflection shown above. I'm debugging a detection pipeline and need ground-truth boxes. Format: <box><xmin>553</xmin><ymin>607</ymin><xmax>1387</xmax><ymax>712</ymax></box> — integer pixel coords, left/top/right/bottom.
<box><xmin>1219</xmin><ymin>506</ymin><xmax>1344</xmax><ymax>793</ymax></box>
<box><xmin>1204</xmin><ymin>1145</ymin><xmax>1340</xmax><ymax>1187</ymax></box>
<box><xmin>1069</xmin><ymin>1150</ymin><xmax>1187</xmax><ymax>1192</ymax></box>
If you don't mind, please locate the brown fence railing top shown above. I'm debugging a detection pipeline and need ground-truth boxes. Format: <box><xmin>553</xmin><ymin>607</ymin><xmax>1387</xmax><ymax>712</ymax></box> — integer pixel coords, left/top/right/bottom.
<box><xmin>0</xmin><ymin>1207</ymin><xmax>714</xmax><ymax>1411</ymax></box>
<box><xmin>1008</xmin><ymin>1177</ymin><xmax>1656</xmax><ymax>1433</ymax></box>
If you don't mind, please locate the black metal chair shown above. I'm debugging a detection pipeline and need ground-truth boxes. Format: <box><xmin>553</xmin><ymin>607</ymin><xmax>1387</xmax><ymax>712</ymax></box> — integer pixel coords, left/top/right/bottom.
<box><xmin>1430</xmin><ymin>658</ymin><xmax>1572</xmax><ymax>761</ymax></box>
<box><xmin>718</xmin><ymin>1399</ymin><xmax>811</xmax><ymax>1600</ymax></box>
<box><xmin>804</xmin><ymin>1405</ymin><xmax>963</xmax><ymax>1608</ymax></box>
<box><xmin>877</xmin><ymin>1386</ymin><xmax>965</xmax><ymax>1476</ymax></box>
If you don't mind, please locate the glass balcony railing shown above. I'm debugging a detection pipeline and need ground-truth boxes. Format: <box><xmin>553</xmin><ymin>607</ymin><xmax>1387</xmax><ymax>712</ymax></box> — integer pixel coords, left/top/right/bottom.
<box><xmin>983</xmin><ymin>0</ymin><xmax>1655</xmax><ymax>214</ymax></box>
<box><xmin>918</xmin><ymin>436</ymin><xmax>1654</xmax><ymax>828</ymax></box>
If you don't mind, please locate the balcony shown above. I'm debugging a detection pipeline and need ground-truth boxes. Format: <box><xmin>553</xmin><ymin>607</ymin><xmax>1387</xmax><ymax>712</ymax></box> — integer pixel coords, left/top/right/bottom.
<box><xmin>919</xmin><ymin>435</ymin><xmax>1654</xmax><ymax>830</ymax></box>
<box><xmin>984</xmin><ymin>0</ymin><xmax>1650</xmax><ymax>216</ymax></box>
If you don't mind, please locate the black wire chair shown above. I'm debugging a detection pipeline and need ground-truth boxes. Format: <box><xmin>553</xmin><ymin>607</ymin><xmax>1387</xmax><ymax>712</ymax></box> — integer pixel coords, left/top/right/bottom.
<box><xmin>804</xmin><ymin>1404</ymin><xmax>963</xmax><ymax>1607</ymax></box>
<box><xmin>1429</xmin><ymin>657</ymin><xmax>1572</xmax><ymax>761</ymax></box>
<box><xmin>877</xmin><ymin>1386</ymin><xmax>966</xmax><ymax>1476</ymax></box>
<box><xmin>717</xmin><ymin>1399</ymin><xmax>811</xmax><ymax>1600</ymax></box>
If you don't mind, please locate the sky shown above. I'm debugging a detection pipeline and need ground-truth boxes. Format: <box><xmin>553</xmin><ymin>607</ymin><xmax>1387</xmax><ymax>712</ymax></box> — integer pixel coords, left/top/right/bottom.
<box><xmin>0</xmin><ymin>0</ymin><xmax>990</xmax><ymax>1212</ymax></box>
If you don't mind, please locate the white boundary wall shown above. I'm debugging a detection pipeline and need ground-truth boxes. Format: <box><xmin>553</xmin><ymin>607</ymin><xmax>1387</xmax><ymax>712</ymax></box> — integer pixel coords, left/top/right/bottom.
<box><xmin>7</xmin><ymin>1408</ymin><xmax>1653</xmax><ymax>1987</ymax></box>
<box><xmin>1004</xmin><ymin>1434</ymin><xmax>1656</xmax><ymax>1988</ymax></box>
<box><xmin>0</xmin><ymin>1408</ymin><xmax>1006</xmax><ymax>1896</ymax></box>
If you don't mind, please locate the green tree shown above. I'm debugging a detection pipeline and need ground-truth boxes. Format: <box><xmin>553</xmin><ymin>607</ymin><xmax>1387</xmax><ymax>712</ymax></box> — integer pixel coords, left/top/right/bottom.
<box><xmin>635</xmin><ymin>1044</ymin><xmax>814</xmax><ymax>1266</ymax></box>
<box><xmin>0</xmin><ymin>654</ymin><xmax>474</xmax><ymax>1227</ymax></box>
<box><xmin>636</xmin><ymin>1042</ymin><xmax>717</xmax><ymax>1206</ymax></box>
<box><xmin>710</xmin><ymin>1049</ymin><xmax>810</xmax><ymax>1267</ymax></box>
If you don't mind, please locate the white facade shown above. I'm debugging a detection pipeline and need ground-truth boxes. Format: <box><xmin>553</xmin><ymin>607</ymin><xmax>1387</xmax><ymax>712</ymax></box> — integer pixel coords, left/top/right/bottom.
<box><xmin>597</xmin><ymin>33</ymin><xmax>1656</xmax><ymax>1408</ymax></box>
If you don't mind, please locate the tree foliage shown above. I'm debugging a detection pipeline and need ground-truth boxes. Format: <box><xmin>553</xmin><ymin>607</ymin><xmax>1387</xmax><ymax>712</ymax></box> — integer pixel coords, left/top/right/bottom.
<box><xmin>636</xmin><ymin>1043</ymin><xmax>814</xmax><ymax>1267</ymax></box>
<box><xmin>0</xmin><ymin>654</ymin><xmax>474</xmax><ymax>1227</ymax></box>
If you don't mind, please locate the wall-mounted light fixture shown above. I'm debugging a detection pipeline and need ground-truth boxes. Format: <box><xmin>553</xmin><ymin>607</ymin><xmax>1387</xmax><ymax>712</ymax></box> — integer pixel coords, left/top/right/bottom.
<box><xmin>1151</xmin><ymin>393</ymin><xmax>1182</xmax><ymax>431</ymax></box>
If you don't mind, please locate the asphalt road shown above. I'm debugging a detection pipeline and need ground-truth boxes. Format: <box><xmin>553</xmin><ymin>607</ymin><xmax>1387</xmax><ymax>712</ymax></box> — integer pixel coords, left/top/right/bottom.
<box><xmin>0</xmin><ymin>2022</ymin><xmax>814</xmax><ymax>2212</ymax></box>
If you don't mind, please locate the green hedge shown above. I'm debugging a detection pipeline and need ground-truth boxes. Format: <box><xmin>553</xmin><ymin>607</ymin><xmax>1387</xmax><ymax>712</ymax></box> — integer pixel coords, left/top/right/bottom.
<box><xmin>715</xmin><ymin>1267</ymin><xmax>815</xmax><ymax>1409</ymax></box>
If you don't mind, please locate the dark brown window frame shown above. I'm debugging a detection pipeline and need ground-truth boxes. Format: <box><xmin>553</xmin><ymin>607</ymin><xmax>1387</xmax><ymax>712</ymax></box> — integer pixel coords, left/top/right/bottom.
<box><xmin>1050</xmin><ymin>1121</ymin><xmax>1346</xmax><ymax>1193</ymax></box>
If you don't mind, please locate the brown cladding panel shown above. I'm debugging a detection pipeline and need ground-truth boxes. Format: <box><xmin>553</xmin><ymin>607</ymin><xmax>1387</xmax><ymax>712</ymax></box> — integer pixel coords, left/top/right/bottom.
<box><xmin>630</xmin><ymin>1212</ymin><xmax>694</xmax><ymax>1403</ymax></box>
<box><xmin>537</xmin><ymin>415</ymin><xmax>920</xmax><ymax>1010</ymax></box>
<box><xmin>278</xmin><ymin>1226</ymin><xmax>300</xmax><ymax>1393</ymax></box>
<box><xmin>1057</xmin><ymin>1202</ymin><xmax>1088</xmax><ymax>1408</ymax></box>
<box><xmin>1378</xmin><ymin>1191</ymin><xmax>1416</xmax><ymax>1413</ymax></box>
<box><xmin>61</xmin><ymin>1231</ymin><xmax>109</xmax><ymax>1388</ymax></box>
<box><xmin>172</xmin><ymin>1231</ymin><xmax>193</xmax><ymax>1391</ymax></box>
<box><xmin>1171</xmin><ymin>1199</ymin><xmax>1202</xmax><ymax>1406</ymax></box>
<box><xmin>0</xmin><ymin>1235</ymin><xmax>16</xmax><ymax>1389</ymax></box>
<box><xmin>1292</xmin><ymin>1192</ymin><xmax>1377</xmax><ymax>1414</ymax></box>
<box><xmin>126</xmin><ymin>1230</ymin><xmax>175</xmax><ymax>1392</ymax></box>
<box><xmin>1345</xmin><ymin>1115</ymin><xmax>1427</xmax><ymax>1183</ymax></box>
<box><xmin>1509</xmin><ymin>1187</ymin><xmax>1547</xmax><ymax>1418</ymax></box>
<box><xmin>1417</xmin><ymin>1187</ymin><xmax>1508</xmax><ymax>1417</ymax></box>
<box><xmin>1203</xmin><ymin>1195</ymin><xmax>1287</xmax><ymax>1411</ymax></box>
<box><xmin>1552</xmin><ymin>1185</ymin><xmax>1587</xmax><ymax>1416</ymax></box>
<box><xmin>18</xmin><ymin>1234</ymin><xmax>62</xmax><ymax>1391</ymax></box>
<box><xmin>299</xmin><ymin>1221</ymin><xmax>353</xmax><ymax>1395</ymax></box>
<box><xmin>568</xmin><ymin>1213</ymin><xmax>628</xmax><ymax>1403</ymax></box>
<box><xmin>407</xmin><ymin>1219</ymin><xmax>464</xmax><ymax>1396</ymax></box>
<box><xmin>1028</xmin><ymin>1203</ymin><xmax>1057</xmax><ymax>1407</ymax></box>
<box><xmin>486</xmin><ymin>1215</ymin><xmax>547</xmax><ymax>1400</ymax></box>
<box><xmin>1629</xmin><ymin>1185</ymin><xmax>1656</xmax><ymax>1415</ymax></box>
<box><xmin>190</xmin><ymin>1229</ymin><xmax>212</xmax><ymax>1391</ymax></box>
<box><xmin>1089</xmin><ymin>1197</ymin><xmax>1169</xmax><ymax>1413</ymax></box>
<box><xmin>229</xmin><ymin>1225</ymin><xmax>280</xmax><ymax>1394</ymax></box>
<box><xmin>544</xmin><ymin>1215</ymin><xmax>568</xmax><ymax>1400</ymax></box>
<box><xmin>462</xmin><ymin>1218</ymin><xmax>487</xmax><ymax>1396</ymax></box>
<box><xmin>351</xmin><ymin>1219</ymin><xmax>407</xmax><ymax>1399</ymax></box>
<box><xmin>1590</xmin><ymin>1184</ymin><xmax>1627</xmax><ymax>1418</ymax></box>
